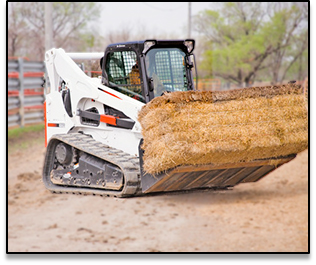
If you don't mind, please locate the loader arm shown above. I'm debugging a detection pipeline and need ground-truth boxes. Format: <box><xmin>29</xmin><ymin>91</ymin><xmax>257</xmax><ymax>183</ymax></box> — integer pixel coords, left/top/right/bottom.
<box><xmin>44</xmin><ymin>48</ymin><xmax>144</xmax><ymax>157</ymax></box>
<box><xmin>45</xmin><ymin>48</ymin><xmax>144</xmax><ymax>133</ymax></box>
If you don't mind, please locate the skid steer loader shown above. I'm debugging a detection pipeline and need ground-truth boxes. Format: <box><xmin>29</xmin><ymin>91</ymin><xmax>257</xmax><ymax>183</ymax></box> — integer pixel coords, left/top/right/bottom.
<box><xmin>43</xmin><ymin>39</ymin><xmax>296</xmax><ymax>197</ymax></box>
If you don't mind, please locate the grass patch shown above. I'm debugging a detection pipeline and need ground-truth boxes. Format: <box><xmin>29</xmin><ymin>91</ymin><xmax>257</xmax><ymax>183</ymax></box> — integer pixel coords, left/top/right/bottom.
<box><xmin>8</xmin><ymin>123</ymin><xmax>44</xmax><ymax>140</ymax></box>
<box><xmin>8</xmin><ymin>123</ymin><xmax>45</xmax><ymax>154</ymax></box>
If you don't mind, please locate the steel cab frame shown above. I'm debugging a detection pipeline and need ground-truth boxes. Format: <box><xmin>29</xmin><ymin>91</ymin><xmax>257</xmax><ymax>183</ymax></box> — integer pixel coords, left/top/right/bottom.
<box><xmin>100</xmin><ymin>39</ymin><xmax>196</xmax><ymax>103</ymax></box>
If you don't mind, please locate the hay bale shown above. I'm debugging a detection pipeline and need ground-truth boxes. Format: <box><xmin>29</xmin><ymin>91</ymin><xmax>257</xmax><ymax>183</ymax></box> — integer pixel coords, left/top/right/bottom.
<box><xmin>138</xmin><ymin>84</ymin><xmax>308</xmax><ymax>175</ymax></box>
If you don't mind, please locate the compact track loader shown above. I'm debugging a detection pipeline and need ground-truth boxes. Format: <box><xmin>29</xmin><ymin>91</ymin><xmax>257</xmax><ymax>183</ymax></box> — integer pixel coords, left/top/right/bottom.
<box><xmin>43</xmin><ymin>39</ymin><xmax>300</xmax><ymax>197</ymax></box>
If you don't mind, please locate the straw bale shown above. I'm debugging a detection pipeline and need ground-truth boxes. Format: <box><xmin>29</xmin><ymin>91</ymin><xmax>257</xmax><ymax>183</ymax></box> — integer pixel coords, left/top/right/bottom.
<box><xmin>138</xmin><ymin>84</ymin><xmax>308</xmax><ymax>175</ymax></box>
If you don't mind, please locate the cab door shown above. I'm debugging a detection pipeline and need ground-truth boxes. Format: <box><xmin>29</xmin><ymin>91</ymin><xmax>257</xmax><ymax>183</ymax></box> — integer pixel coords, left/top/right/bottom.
<box><xmin>104</xmin><ymin>50</ymin><xmax>146</xmax><ymax>103</ymax></box>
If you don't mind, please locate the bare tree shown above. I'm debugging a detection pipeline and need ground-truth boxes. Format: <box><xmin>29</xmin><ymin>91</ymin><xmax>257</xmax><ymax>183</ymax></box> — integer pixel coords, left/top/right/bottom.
<box><xmin>7</xmin><ymin>3</ymin><xmax>28</xmax><ymax>57</ymax></box>
<box><xmin>8</xmin><ymin>2</ymin><xmax>102</xmax><ymax>60</ymax></box>
<box><xmin>105</xmin><ymin>26</ymin><xmax>132</xmax><ymax>46</ymax></box>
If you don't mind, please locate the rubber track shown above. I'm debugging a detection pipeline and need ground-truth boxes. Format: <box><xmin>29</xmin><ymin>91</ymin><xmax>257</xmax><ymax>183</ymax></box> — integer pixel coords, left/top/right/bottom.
<box><xmin>42</xmin><ymin>133</ymin><xmax>142</xmax><ymax>197</ymax></box>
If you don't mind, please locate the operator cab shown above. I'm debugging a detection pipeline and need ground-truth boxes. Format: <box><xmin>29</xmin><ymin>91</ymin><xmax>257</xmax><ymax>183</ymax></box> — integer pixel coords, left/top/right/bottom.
<box><xmin>100</xmin><ymin>39</ymin><xmax>196</xmax><ymax>103</ymax></box>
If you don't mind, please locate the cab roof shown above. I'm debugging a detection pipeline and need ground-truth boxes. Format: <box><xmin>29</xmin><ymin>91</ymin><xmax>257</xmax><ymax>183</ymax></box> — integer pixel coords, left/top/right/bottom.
<box><xmin>105</xmin><ymin>39</ymin><xmax>195</xmax><ymax>55</ymax></box>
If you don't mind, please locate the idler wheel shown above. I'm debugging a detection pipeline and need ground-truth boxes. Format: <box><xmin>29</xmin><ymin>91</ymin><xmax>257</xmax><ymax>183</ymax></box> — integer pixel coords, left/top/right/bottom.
<box><xmin>55</xmin><ymin>143</ymin><xmax>73</xmax><ymax>165</ymax></box>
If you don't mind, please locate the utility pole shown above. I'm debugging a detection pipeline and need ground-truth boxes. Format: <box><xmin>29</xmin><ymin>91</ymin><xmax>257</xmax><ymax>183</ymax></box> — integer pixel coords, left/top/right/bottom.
<box><xmin>45</xmin><ymin>2</ymin><xmax>53</xmax><ymax>51</ymax></box>
<box><xmin>45</xmin><ymin>2</ymin><xmax>53</xmax><ymax>96</ymax></box>
<box><xmin>188</xmin><ymin>2</ymin><xmax>191</xmax><ymax>38</ymax></box>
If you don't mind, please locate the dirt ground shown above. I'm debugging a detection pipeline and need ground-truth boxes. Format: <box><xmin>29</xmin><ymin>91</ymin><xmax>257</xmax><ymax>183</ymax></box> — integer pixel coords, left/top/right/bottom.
<box><xmin>7</xmin><ymin>129</ymin><xmax>309</xmax><ymax>253</ymax></box>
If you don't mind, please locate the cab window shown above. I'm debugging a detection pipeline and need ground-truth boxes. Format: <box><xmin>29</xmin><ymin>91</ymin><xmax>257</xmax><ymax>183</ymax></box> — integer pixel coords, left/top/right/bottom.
<box><xmin>106</xmin><ymin>51</ymin><xmax>145</xmax><ymax>102</ymax></box>
<box><xmin>145</xmin><ymin>48</ymin><xmax>188</xmax><ymax>97</ymax></box>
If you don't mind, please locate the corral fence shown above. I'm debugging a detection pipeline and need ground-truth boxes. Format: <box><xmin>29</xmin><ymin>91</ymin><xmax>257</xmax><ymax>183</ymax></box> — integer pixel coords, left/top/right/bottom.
<box><xmin>8</xmin><ymin>58</ymin><xmax>45</xmax><ymax>128</ymax></box>
<box><xmin>7</xmin><ymin>58</ymin><xmax>308</xmax><ymax>128</ymax></box>
<box><xmin>197</xmin><ymin>78</ymin><xmax>308</xmax><ymax>91</ymax></box>
<box><xmin>196</xmin><ymin>78</ymin><xmax>221</xmax><ymax>91</ymax></box>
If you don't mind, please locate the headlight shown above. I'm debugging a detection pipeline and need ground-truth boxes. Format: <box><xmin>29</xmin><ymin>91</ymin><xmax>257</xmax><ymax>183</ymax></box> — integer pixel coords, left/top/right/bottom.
<box><xmin>184</xmin><ymin>40</ymin><xmax>195</xmax><ymax>54</ymax></box>
<box><xmin>143</xmin><ymin>40</ymin><xmax>156</xmax><ymax>54</ymax></box>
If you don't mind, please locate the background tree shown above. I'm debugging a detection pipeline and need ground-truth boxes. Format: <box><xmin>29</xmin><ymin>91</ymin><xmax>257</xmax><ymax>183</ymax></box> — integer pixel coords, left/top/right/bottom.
<box><xmin>8</xmin><ymin>2</ymin><xmax>102</xmax><ymax>60</ymax></box>
<box><xmin>194</xmin><ymin>2</ymin><xmax>308</xmax><ymax>86</ymax></box>
<box><xmin>261</xmin><ymin>3</ymin><xmax>308</xmax><ymax>84</ymax></box>
<box><xmin>7</xmin><ymin>3</ymin><xmax>28</xmax><ymax>57</ymax></box>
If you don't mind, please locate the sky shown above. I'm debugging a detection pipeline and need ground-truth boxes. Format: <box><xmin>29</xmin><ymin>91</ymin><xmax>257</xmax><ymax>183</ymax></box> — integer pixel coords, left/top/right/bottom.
<box><xmin>96</xmin><ymin>2</ymin><xmax>213</xmax><ymax>38</ymax></box>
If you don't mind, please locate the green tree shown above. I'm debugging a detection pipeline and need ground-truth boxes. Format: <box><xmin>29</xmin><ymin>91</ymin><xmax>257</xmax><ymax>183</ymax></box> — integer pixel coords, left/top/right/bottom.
<box><xmin>194</xmin><ymin>2</ymin><xmax>308</xmax><ymax>86</ymax></box>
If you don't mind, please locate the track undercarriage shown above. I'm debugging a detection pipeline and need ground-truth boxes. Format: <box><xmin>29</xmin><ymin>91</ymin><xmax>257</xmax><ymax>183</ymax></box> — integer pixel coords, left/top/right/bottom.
<box><xmin>42</xmin><ymin>133</ymin><xmax>142</xmax><ymax>197</ymax></box>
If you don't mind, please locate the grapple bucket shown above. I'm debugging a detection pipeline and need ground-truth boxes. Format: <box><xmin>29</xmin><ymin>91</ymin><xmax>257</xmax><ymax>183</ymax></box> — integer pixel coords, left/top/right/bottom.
<box><xmin>141</xmin><ymin>155</ymin><xmax>295</xmax><ymax>193</ymax></box>
<box><xmin>138</xmin><ymin>85</ymin><xmax>307</xmax><ymax>194</ymax></box>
